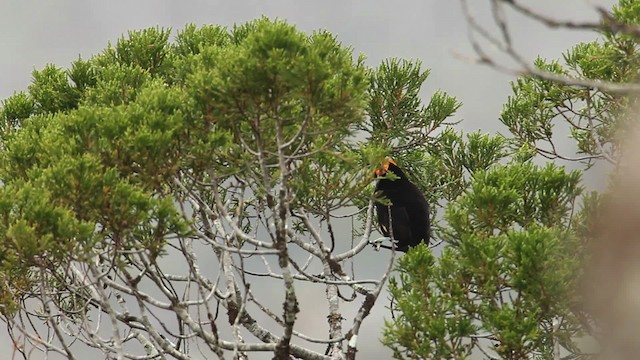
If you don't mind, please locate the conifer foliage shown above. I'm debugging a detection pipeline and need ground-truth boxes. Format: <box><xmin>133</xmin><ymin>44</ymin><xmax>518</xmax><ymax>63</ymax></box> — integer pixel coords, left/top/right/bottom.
<box><xmin>0</xmin><ymin>18</ymin><xmax>461</xmax><ymax>359</ymax></box>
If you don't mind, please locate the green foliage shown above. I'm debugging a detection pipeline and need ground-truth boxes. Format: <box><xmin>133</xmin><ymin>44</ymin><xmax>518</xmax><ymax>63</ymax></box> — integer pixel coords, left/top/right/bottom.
<box><xmin>112</xmin><ymin>28</ymin><xmax>171</xmax><ymax>74</ymax></box>
<box><xmin>0</xmin><ymin>91</ymin><xmax>34</xmax><ymax>136</ymax></box>
<box><xmin>365</xmin><ymin>59</ymin><xmax>461</xmax><ymax>150</ymax></box>
<box><xmin>172</xmin><ymin>24</ymin><xmax>230</xmax><ymax>57</ymax></box>
<box><xmin>183</xmin><ymin>18</ymin><xmax>368</xmax><ymax>182</ymax></box>
<box><xmin>29</xmin><ymin>64</ymin><xmax>81</xmax><ymax>114</ymax></box>
<box><xmin>447</xmin><ymin>162</ymin><xmax>581</xmax><ymax>237</ymax></box>
<box><xmin>0</xmin><ymin>18</ymin><xmax>389</xmax><ymax>321</ymax></box>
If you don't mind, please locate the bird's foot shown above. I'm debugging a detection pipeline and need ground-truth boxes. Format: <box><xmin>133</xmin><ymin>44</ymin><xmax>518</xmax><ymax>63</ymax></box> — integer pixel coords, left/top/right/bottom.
<box><xmin>369</xmin><ymin>237</ymin><xmax>391</xmax><ymax>251</ymax></box>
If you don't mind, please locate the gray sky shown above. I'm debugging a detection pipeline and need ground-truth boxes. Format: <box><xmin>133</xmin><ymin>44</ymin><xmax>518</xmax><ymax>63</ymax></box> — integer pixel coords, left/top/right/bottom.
<box><xmin>0</xmin><ymin>1</ymin><xmax>616</xmax><ymax>359</ymax></box>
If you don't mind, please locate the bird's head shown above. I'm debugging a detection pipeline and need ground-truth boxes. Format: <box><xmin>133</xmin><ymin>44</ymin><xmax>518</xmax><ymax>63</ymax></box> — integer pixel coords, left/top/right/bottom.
<box><xmin>375</xmin><ymin>157</ymin><xmax>400</xmax><ymax>178</ymax></box>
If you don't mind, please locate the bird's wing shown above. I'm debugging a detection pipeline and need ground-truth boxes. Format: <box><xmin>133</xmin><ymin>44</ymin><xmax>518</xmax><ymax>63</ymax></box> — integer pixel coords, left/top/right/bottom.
<box><xmin>407</xmin><ymin>196</ymin><xmax>430</xmax><ymax>245</ymax></box>
<box><xmin>375</xmin><ymin>203</ymin><xmax>390</xmax><ymax>237</ymax></box>
<box><xmin>389</xmin><ymin>205</ymin><xmax>413</xmax><ymax>249</ymax></box>
<box><xmin>377</xmin><ymin>203</ymin><xmax>413</xmax><ymax>242</ymax></box>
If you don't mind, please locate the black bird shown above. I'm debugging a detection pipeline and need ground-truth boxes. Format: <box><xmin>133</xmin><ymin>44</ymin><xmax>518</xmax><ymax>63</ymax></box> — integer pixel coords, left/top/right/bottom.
<box><xmin>373</xmin><ymin>158</ymin><xmax>430</xmax><ymax>252</ymax></box>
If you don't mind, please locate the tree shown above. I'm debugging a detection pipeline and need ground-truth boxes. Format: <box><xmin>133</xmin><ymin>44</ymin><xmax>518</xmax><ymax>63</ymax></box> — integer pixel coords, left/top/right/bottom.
<box><xmin>0</xmin><ymin>18</ymin><xmax>461</xmax><ymax>359</ymax></box>
<box><xmin>382</xmin><ymin>0</ymin><xmax>640</xmax><ymax>358</ymax></box>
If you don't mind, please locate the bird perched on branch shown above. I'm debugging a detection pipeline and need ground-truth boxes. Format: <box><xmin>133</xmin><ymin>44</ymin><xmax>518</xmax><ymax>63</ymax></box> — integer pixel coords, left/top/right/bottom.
<box><xmin>373</xmin><ymin>158</ymin><xmax>430</xmax><ymax>252</ymax></box>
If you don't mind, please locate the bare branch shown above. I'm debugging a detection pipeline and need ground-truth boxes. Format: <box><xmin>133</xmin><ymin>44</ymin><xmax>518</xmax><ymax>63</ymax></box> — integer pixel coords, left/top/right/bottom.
<box><xmin>460</xmin><ymin>0</ymin><xmax>640</xmax><ymax>94</ymax></box>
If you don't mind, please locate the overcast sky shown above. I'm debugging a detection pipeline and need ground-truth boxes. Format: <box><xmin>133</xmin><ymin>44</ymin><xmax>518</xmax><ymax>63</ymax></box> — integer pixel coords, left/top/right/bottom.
<box><xmin>0</xmin><ymin>1</ymin><xmax>616</xmax><ymax>359</ymax></box>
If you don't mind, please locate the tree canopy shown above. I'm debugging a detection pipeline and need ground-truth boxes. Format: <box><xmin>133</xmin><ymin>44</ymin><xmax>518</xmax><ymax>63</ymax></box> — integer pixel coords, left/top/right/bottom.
<box><xmin>0</xmin><ymin>17</ymin><xmax>461</xmax><ymax>360</ymax></box>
